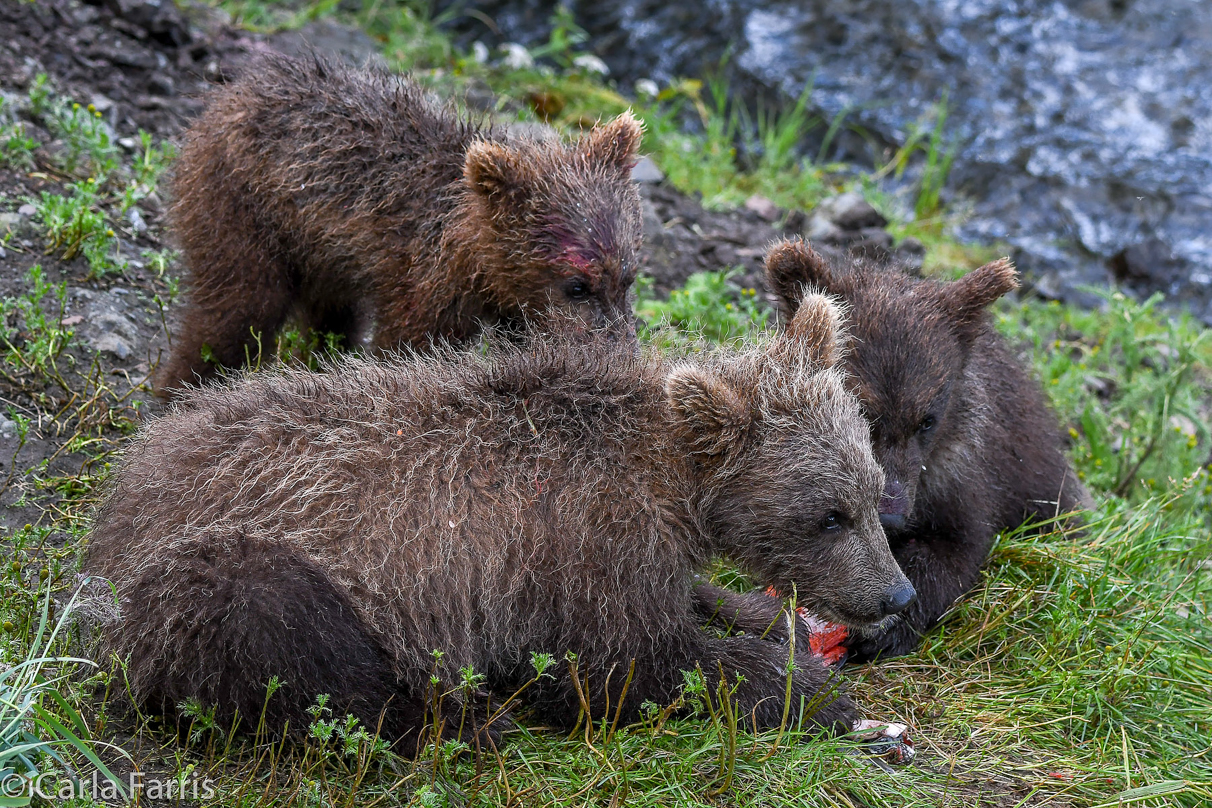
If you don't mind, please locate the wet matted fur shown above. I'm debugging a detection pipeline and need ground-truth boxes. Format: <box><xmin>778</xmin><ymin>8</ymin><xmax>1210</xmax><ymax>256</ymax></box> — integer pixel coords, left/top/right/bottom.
<box><xmin>87</xmin><ymin>297</ymin><xmax>912</xmax><ymax>753</ymax></box>
<box><xmin>159</xmin><ymin>53</ymin><xmax>643</xmax><ymax>397</ymax></box>
<box><xmin>765</xmin><ymin>239</ymin><xmax>1088</xmax><ymax>660</ymax></box>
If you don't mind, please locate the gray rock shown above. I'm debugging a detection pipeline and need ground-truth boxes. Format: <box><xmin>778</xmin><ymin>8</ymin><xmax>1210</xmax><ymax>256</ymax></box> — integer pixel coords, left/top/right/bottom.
<box><xmin>1110</xmin><ymin>239</ymin><xmax>1186</xmax><ymax>296</ymax></box>
<box><xmin>100</xmin><ymin>0</ymin><xmax>192</xmax><ymax>46</ymax></box>
<box><xmin>851</xmin><ymin>227</ymin><xmax>894</xmax><ymax>256</ymax></box>
<box><xmin>744</xmin><ymin>194</ymin><xmax>779</xmax><ymax>222</ymax></box>
<box><xmin>0</xmin><ymin>212</ymin><xmax>35</xmax><ymax>239</ymax></box>
<box><xmin>81</xmin><ymin>294</ymin><xmax>141</xmax><ymax>361</ymax></box>
<box><xmin>504</xmin><ymin>120</ymin><xmax>560</xmax><ymax>144</ymax></box>
<box><xmin>640</xmin><ymin>198</ymin><xmax>670</xmax><ymax>247</ymax></box>
<box><xmin>128</xmin><ymin>208</ymin><xmax>147</xmax><ymax>235</ymax></box>
<box><xmin>91</xmin><ymin>333</ymin><xmax>135</xmax><ymax>360</ymax></box>
<box><xmin>90</xmin><ymin>93</ymin><xmax>116</xmax><ymax>114</ymax></box>
<box><xmin>74</xmin><ymin>4</ymin><xmax>101</xmax><ymax>24</ymax></box>
<box><xmin>804</xmin><ymin>213</ymin><xmax>843</xmax><ymax>243</ymax></box>
<box><xmin>0</xmin><ymin>90</ymin><xmax>22</xmax><ymax>118</ymax></box>
<box><xmin>16</xmin><ymin>204</ymin><xmax>36</xmax><ymax>217</ymax></box>
<box><xmin>815</xmin><ymin>192</ymin><xmax>886</xmax><ymax>231</ymax></box>
<box><xmin>147</xmin><ymin>73</ymin><xmax>175</xmax><ymax>96</ymax></box>
<box><xmin>893</xmin><ymin>237</ymin><xmax>926</xmax><ymax>275</ymax></box>
<box><xmin>270</xmin><ymin>20</ymin><xmax>384</xmax><ymax>68</ymax></box>
<box><xmin>1031</xmin><ymin>270</ymin><xmax>1065</xmax><ymax>302</ymax></box>
<box><xmin>91</xmin><ymin>43</ymin><xmax>158</xmax><ymax>70</ymax></box>
<box><xmin>443</xmin><ymin>0</ymin><xmax>1212</xmax><ymax>322</ymax></box>
<box><xmin>631</xmin><ymin>155</ymin><xmax>664</xmax><ymax>184</ymax></box>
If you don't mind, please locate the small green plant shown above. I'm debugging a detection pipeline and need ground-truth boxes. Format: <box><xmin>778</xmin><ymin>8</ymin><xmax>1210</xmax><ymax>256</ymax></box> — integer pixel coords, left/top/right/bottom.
<box><xmin>26</xmin><ymin>74</ymin><xmax>54</xmax><ymax>119</ymax></box>
<box><xmin>743</xmin><ymin>81</ymin><xmax>821</xmax><ymax>175</ymax></box>
<box><xmin>1009</xmin><ymin>290</ymin><xmax>1211</xmax><ymax>511</ymax></box>
<box><xmin>358</xmin><ymin>0</ymin><xmax>456</xmax><ymax>72</ymax></box>
<box><xmin>47</xmin><ymin>102</ymin><xmax>119</xmax><ymax>180</ymax></box>
<box><xmin>913</xmin><ymin>96</ymin><xmax>959</xmax><ymax>219</ymax></box>
<box><xmin>0</xmin><ymin>122</ymin><xmax>38</xmax><ymax>169</ymax></box>
<box><xmin>141</xmin><ymin>247</ymin><xmax>177</xmax><ymax>278</ymax></box>
<box><xmin>35</xmin><ymin>180</ymin><xmax>122</xmax><ymax>278</ymax></box>
<box><xmin>0</xmin><ymin>264</ymin><xmax>73</xmax><ymax>385</ymax></box>
<box><xmin>0</xmin><ymin>581</ymin><xmax>130</xmax><ymax>805</ymax></box>
<box><xmin>219</xmin><ymin>0</ymin><xmax>343</xmax><ymax>31</ymax></box>
<box><xmin>178</xmin><ymin>698</ymin><xmax>224</xmax><ymax>745</ymax></box>
<box><xmin>527</xmin><ymin>4</ymin><xmax>591</xmax><ymax>69</ymax></box>
<box><xmin>879</xmin><ymin>92</ymin><xmax>960</xmax><ymax>220</ymax></box>
<box><xmin>637</xmin><ymin>269</ymin><xmax>769</xmax><ymax>346</ymax></box>
<box><xmin>307</xmin><ymin>695</ymin><xmax>389</xmax><ymax>760</ymax></box>
<box><xmin>122</xmin><ymin>130</ymin><xmax>175</xmax><ymax>212</ymax></box>
<box><xmin>0</xmin><ymin>97</ymin><xmax>39</xmax><ymax>169</ymax></box>
<box><xmin>273</xmin><ymin>327</ymin><xmax>344</xmax><ymax>371</ymax></box>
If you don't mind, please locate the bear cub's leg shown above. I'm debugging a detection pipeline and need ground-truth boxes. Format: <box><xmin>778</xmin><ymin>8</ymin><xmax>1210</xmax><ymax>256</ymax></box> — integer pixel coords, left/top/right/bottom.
<box><xmin>114</xmin><ymin>531</ymin><xmax>473</xmax><ymax>755</ymax></box>
<box><xmin>157</xmin><ymin>217</ymin><xmax>295</xmax><ymax>393</ymax></box>
<box><xmin>527</xmin><ymin>623</ymin><xmax>855</xmax><ymax>735</ymax></box>
<box><xmin>693</xmin><ymin>582</ymin><xmax>796</xmax><ymax>643</ymax></box>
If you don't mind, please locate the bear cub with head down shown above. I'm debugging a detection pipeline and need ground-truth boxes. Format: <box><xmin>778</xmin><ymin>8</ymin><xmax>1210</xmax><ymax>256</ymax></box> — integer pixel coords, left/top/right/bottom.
<box><xmin>86</xmin><ymin>292</ymin><xmax>914</xmax><ymax>752</ymax></box>
<box><xmin>765</xmin><ymin>239</ymin><xmax>1087</xmax><ymax>661</ymax></box>
<box><xmin>159</xmin><ymin>54</ymin><xmax>643</xmax><ymax>396</ymax></box>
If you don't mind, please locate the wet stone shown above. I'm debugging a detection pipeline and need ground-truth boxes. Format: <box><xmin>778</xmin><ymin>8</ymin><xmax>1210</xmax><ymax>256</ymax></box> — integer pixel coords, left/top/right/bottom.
<box><xmin>631</xmin><ymin>155</ymin><xmax>664</xmax><ymax>184</ymax></box>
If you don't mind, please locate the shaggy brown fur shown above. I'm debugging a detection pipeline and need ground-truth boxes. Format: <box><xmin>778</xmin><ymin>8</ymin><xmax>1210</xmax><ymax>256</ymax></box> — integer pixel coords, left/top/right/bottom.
<box><xmin>158</xmin><ymin>54</ymin><xmax>643</xmax><ymax>397</ymax></box>
<box><xmin>765</xmin><ymin>240</ymin><xmax>1087</xmax><ymax>660</ymax></box>
<box><xmin>86</xmin><ymin>295</ymin><xmax>914</xmax><ymax>752</ymax></box>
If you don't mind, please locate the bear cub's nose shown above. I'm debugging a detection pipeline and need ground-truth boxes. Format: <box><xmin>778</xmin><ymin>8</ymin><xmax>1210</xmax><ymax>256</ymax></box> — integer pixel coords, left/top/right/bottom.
<box><xmin>881</xmin><ymin>581</ymin><xmax>917</xmax><ymax>616</ymax></box>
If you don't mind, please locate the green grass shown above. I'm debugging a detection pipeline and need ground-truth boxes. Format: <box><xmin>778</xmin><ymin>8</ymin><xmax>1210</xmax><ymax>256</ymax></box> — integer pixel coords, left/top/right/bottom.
<box><xmin>6</xmin><ymin>74</ymin><xmax>176</xmax><ymax>279</ymax></box>
<box><xmin>1009</xmin><ymin>293</ymin><xmax>1211</xmax><ymax>506</ymax></box>
<box><xmin>0</xmin><ymin>264</ymin><xmax>74</xmax><ymax>390</ymax></box>
<box><xmin>636</xmin><ymin>269</ymin><xmax>768</xmax><ymax>348</ymax></box>
<box><xmin>46</xmin><ymin>101</ymin><xmax>120</xmax><ymax>181</ymax></box>
<box><xmin>0</xmin><ymin>580</ymin><xmax>129</xmax><ymax>805</ymax></box>
<box><xmin>0</xmin><ymin>96</ymin><xmax>39</xmax><ymax>170</ymax></box>
<box><xmin>0</xmin><ymin>2</ymin><xmax>1206</xmax><ymax>806</ymax></box>
<box><xmin>34</xmin><ymin>179</ymin><xmax>123</xmax><ymax>279</ymax></box>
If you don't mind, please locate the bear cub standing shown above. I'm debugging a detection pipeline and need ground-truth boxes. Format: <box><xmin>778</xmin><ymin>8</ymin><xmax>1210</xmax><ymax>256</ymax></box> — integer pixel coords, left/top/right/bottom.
<box><xmin>87</xmin><ymin>293</ymin><xmax>914</xmax><ymax>752</ymax></box>
<box><xmin>159</xmin><ymin>54</ymin><xmax>643</xmax><ymax>396</ymax></box>
<box><xmin>765</xmin><ymin>240</ymin><xmax>1087</xmax><ymax>660</ymax></box>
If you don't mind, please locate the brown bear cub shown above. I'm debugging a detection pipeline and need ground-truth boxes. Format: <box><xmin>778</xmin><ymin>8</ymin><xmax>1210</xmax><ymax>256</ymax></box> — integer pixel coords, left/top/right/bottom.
<box><xmin>158</xmin><ymin>54</ymin><xmax>643</xmax><ymax>397</ymax></box>
<box><xmin>764</xmin><ymin>240</ymin><xmax>1087</xmax><ymax>661</ymax></box>
<box><xmin>85</xmin><ymin>294</ymin><xmax>915</xmax><ymax>753</ymax></box>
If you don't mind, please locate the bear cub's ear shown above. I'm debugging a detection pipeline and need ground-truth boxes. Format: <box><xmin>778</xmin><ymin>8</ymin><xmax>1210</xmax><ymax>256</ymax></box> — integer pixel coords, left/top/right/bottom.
<box><xmin>579</xmin><ymin>111</ymin><xmax>644</xmax><ymax>170</ymax></box>
<box><xmin>938</xmin><ymin>257</ymin><xmax>1018</xmax><ymax>334</ymax></box>
<box><xmin>464</xmin><ymin>141</ymin><xmax>534</xmax><ymax>203</ymax></box>
<box><xmin>666</xmin><ymin>366</ymin><xmax>751</xmax><ymax>457</ymax></box>
<box><xmin>764</xmin><ymin>238</ymin><xmax>835</xmax><ymax>312</ymax></box>
<box><xmin>782</xmin><ymin>292</ymin><xmax>845</xmax><ymax>369</ymax></box>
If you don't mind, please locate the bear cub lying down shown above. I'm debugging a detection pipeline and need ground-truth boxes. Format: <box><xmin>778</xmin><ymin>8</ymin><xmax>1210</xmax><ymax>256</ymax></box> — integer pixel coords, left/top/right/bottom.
<box><xmin>87</xmin><ymin>293</ymin><xmax>913</xmax><ymax>752</ymax></box>
<box><xmin>765</xmin><ymin>241</ymin><xmax>1087</xmax><ymax>660</ymax></box>
<box><xmin>160</xmin><ymin>54</ymin><xmax>644</xmax><ymax>396</ymax></box>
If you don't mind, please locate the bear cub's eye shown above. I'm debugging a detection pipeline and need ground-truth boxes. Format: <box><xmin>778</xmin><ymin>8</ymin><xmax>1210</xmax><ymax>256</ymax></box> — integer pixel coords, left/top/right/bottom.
<box><xmin>564</xmin><ymin>278</ymin><xmax>592</xmax><ymax>301</ymax></box>
<box><xmin>820</xmin><ymin>511</ymin><xmax>845</xmax><ymax>532</ymax></box>
<box><xmin>917</xmin><ymin>414</ymin><xmax>937</xmax><ymax>434</ymax></box>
